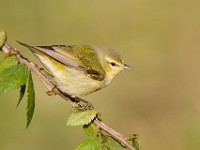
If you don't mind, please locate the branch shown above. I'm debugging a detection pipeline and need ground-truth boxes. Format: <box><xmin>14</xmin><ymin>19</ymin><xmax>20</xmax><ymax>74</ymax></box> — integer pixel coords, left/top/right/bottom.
<box><xmin>2</xmin><ymin>42</ymin><xmax>136</xmax><ymax>150</ymax></box>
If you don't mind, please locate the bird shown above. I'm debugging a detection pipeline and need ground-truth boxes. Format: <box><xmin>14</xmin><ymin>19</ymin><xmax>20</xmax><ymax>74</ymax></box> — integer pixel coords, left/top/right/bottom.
<box><xmin>17</xmin><ymin>41</ymin><xmax>131</xmax><ymax>98</ymax></box>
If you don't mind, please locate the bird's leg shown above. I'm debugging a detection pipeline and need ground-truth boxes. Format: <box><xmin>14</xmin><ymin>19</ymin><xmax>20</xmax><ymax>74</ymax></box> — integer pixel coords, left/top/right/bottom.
<box><xmin>46</xmin><ymin>88</ymin><xmax>93</xmax><ymax>110</ymax></box>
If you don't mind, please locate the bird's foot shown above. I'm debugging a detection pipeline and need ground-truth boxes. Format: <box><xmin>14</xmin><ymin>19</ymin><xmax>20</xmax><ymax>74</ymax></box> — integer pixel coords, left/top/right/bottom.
<box><xmin>75</xmin><ymin>97</ymin><xmax>94</xmax><ymax>110</ymax></box>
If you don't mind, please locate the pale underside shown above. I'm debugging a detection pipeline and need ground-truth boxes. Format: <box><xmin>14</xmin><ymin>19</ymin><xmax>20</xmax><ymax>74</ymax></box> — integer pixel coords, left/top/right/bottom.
<box><xmin>36</xmin><ymin>54</ymin><xmax>109</xmax><ymax>97</ymax></box>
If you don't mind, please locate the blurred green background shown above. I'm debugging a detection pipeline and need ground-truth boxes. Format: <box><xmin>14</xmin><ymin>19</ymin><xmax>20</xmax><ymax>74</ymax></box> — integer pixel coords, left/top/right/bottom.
<box><xmin>1</xmin><ymin>0</ymin><xmax>200</xmax><ymax>149</ymax></box>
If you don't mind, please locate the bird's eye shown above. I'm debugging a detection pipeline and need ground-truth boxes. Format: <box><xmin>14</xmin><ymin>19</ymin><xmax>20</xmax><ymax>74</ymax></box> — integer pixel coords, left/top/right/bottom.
<box><xmin>110</xmin><ymin>62</ymin><xmax>117</xmax><ymax>67</ymax></box>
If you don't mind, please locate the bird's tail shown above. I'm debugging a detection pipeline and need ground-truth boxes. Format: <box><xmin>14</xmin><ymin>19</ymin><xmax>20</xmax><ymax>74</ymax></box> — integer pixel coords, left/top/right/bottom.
<box><xmin>16</xmin><ymin>41</ymin><xmax>33</xmax><ymax>49</ymax></box>
<box><xmin>16</xmin><ymin>41</ymin><xmax>38</xmax><ymax>54</ymax></box>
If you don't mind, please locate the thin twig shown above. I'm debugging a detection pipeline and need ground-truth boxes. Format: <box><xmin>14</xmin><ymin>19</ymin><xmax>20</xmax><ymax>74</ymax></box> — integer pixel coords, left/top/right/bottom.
<box><xmin>94</xmin><ymin>119</ymin><xmax>135</xmax><ymax>150</ymax></box>
<box><xmin>2</xmin><ymin>42</ymin><xmax>136</xmax><ymax>150</ymax></box>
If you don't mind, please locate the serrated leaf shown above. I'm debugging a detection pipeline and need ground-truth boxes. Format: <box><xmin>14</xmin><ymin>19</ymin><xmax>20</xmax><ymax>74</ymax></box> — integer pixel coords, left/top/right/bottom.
<box><xmin>83</xmin><ymin>123</ymin><xmax>99</xmax><ymax>136</ymax></box>
<box><xmin>16</xmin><ymin>84</ymin><xmax>26</xmax><ymax>107</ymax></box>
<box><xmin>67</xmin><ymin>109</ymin><xmax>97</xmax><ymax>126</ymax></box>
<box><xmin>75</xmin><ymin>138</ymin><xmax>100</xmax><ymax>150</ymax></box>
<box><xmin>26</xmin><ymin>73</ymin><xmax>35</xmax><ymax>128</ymax></box>
<box><xmin>0</xmin><ymin>63</ymin><xmax>29</xmax><ymax>94</ymax></box>
<box><xmin>0</xmin><ymin>56</ymin><xmax>18</xmax><ymax>74</ymax></box>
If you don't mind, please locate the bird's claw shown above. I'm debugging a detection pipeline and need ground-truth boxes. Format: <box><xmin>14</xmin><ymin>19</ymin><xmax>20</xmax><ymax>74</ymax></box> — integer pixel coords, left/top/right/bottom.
<box><xmin>75</xmin><ymin>98</ymin><xmax>94</xmax><ymax>110</ymax></box>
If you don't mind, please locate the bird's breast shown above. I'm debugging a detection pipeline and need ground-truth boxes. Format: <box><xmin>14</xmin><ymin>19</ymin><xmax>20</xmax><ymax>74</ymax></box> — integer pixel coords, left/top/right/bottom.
<box><xmin>35</xmin><ymin>54</ymin><xmax>108</xmax><ymax>97</ymax></box>
<box><xmin>55</xmin><ymin>68</ymin><xmax>108</xmax><ymax>97</ymax></box>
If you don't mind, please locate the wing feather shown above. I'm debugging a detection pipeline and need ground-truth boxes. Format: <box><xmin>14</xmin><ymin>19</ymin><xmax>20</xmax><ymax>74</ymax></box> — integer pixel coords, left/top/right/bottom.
<box><xmin>35</xmin><ymin>45</ymin><xmax>105</xmax><ymax>81</ymax></box>
<box><xmin>17</xmin><ymin>41</ymin><xmax>105</xmax><ymax>81</ymax></box>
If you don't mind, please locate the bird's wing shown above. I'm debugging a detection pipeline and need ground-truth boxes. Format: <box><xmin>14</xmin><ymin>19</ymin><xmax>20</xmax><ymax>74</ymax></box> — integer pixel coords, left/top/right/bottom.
<box><xmin>51</xmin><ymin>45</ymin><xmax>106</xmax><ymax>81</ymax></box>
<box><xmin>18</xmin><ymin>42</ymin><xmax>105</xmax><ymax>81</ymax></box>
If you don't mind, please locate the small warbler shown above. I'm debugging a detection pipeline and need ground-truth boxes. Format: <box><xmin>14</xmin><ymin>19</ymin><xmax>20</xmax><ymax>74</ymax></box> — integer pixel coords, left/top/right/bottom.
<box><xmin>17</xmin><ymin>41</ymin><xmax>131</xmax><ymax>97</ymax></box>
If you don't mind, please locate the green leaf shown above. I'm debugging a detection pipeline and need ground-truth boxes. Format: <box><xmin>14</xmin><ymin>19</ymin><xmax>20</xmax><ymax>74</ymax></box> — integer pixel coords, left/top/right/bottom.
<box><xmin>0</xmin><ymin>56</ymin><xmax>18</xmax><ymax>74</ymax></box>
<box><xmin>0</xmin><ymin>63</ymin><xmax>29</xmax><ymax>94</ymax></box>
<box><xmin>83</xmin><ymin>123</ymin><xmax>99</xmax><ymax>136</ymax></box>
<box><xmin>103</xmin><ymin>136</ymin><xmax>124</xmax><ymax>150</ymax></box>
<box><xmin>26</xmin><ymin>73</ymin><xmax>35</xmax><ymax>128</ymax></box>
<box><xmin>75</xmin><ymin>138</ymin><xmax>100</xmax><ymax>150</ymax></box>
<box><xmin>67</xmin><ymin>109</ymin><xmax>97</xmax><ymax>126</ymax></box>
<box><xmin>103</xmin><ymin>146</ymin><xmax>111</xmax><ymax>150</ymax></box>
<box><xmin>0</xmin><ymin>29</ymin><xmax>7</xmax><ymax>48</ymax></box>
<box><xmin>16</xmin><ymin>84</ymin><xmax>26</xmax><ymax>107</ymax></box>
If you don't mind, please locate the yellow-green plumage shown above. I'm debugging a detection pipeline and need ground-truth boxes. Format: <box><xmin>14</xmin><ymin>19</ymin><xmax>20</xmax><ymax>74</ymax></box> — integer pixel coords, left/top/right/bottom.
<box><xmin>17</xmin><ymin>41</ymin><xmax>131</xmax><ymax>97</ymax></box>
<box><xmin>53</xmin><ymin>45</ymin><xmax>106</xmax><ymax>80</ymax></box>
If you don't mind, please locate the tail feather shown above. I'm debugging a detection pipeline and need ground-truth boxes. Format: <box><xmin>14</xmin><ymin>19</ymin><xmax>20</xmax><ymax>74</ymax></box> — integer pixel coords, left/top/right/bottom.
<box><xmin>16</xmin><ymin>41</ymin><xmax>33</xmax><ymax>49</ymax></box>
<box><xmin>16</xmin><ymin>40</ymin><xmax>50</xmax><ymax>57</ymax></box>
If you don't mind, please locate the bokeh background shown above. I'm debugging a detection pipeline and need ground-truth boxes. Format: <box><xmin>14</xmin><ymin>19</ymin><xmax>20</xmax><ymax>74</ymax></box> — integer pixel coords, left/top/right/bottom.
<box><xmin>1</xmin><ymin>0</ymin><xmax>200</xmax><ymax>149</ymax></box>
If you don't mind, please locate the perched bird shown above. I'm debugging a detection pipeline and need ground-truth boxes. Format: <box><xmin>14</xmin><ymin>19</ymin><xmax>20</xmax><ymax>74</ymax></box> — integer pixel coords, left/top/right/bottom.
<box><xmin>17</xmin><ymin>41</ymin><xmax>131</xmax><ymax>97</ymax></box>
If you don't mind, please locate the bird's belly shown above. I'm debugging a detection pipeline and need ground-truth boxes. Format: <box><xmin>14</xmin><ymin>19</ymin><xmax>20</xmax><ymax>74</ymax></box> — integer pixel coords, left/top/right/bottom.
<box><xmin>54</xmin><ymin>68</ymin><xmax>105</xmax><ymax>96</ymax></box>
<box><xmin>36</xmin><ymin>54</ymin><xmax>106</xmax><ymax>97</ymax></box>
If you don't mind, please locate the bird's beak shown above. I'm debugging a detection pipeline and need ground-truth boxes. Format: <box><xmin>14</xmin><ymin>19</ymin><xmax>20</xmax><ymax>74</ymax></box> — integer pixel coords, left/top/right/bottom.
<box><xmin>124</xmin><ymin>64</ymin><xmax>133</xmax><ymax>70</ymax></box>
